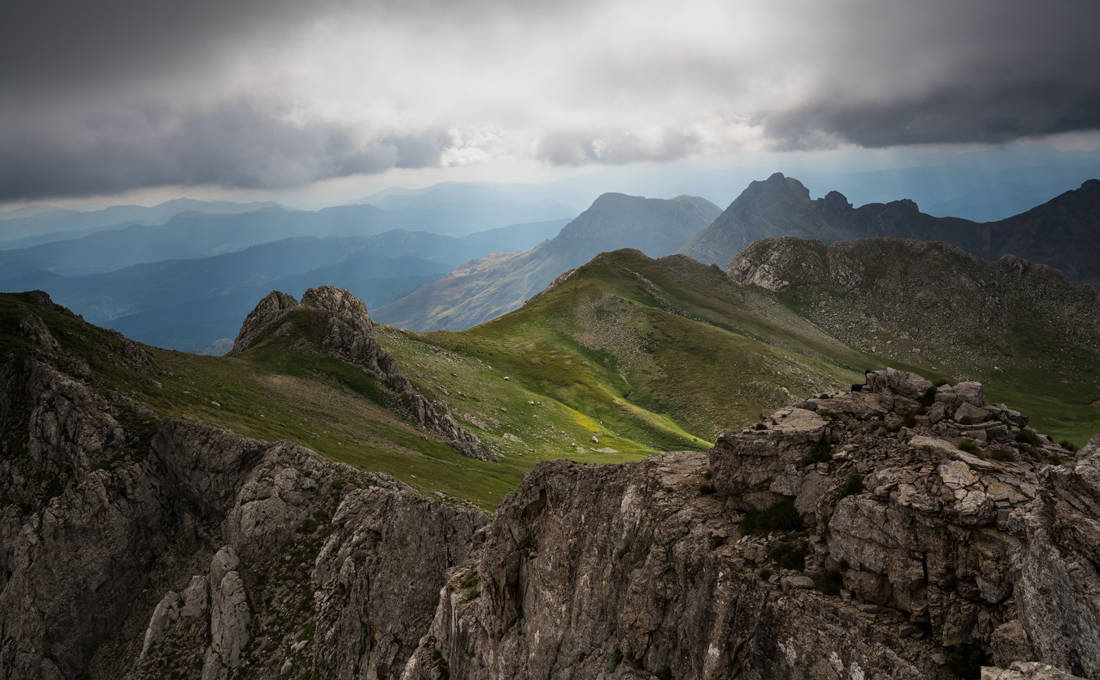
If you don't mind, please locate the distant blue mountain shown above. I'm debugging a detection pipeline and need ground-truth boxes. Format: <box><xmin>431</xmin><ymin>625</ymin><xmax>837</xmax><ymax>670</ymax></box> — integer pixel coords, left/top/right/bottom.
<box><xmin>0</xmin><ymin>219</ymin><xmax>569</xmax><ymax>352</ymax></box>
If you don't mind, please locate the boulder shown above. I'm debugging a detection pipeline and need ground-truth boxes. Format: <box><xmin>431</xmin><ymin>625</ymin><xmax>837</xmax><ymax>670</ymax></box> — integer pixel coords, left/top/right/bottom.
<box><xmin>865</xmin><ymin>367</ymin><xmax>934</xmax><ymax>400</ymax></box>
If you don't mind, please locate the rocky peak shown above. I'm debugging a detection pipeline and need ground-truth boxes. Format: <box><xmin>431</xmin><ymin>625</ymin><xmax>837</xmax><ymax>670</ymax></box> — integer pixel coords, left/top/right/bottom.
<box><xmin>300</xmin><ymin>285</ymin><xmax>373</xmax><ymax>335</ymax></box>
<box><xmin>821</xmin><ymin>189</ymin><xmax>853</xmax><ymax>217</ymax></box>
<box><xmin>889</xmin><ymin>197</ymin><xmax>921</xmax><ymax>212</ymax></box>
<box><xmin>229</xmin><ymin>287</ymin><xmax>497</xmax><ymax>461</ymax></box>
<box><xmin>231</xmin><ymin>285</ymin><xmax>374</xmax><ymax>357</ymax></box>
<box><xmin>554</xmin><ymin>192</ymin><xmax>719</xmax><ymax>247</ymax></box>
<box><xmin>737</xmin><ymin>171</ymin><xmax>813</xmax><ymax>207</ymax></box>
<box><xmin>726</xmin><ymin>236</ymin><xmax>842</xmax><ymax>291</ymax></box>
<box><xmin>586</xmin><ymin>191</ymin><xmax>636</xmax><ymax>209</ymax></box>
<box><xmin>708</xmin><ymin>368</ymin><xmax>1094</xmax><ymax>676</ymax></box>
<box><xmin>229</xmin><ymin>290</ymin><xmax>299</xmax><ymax>354</ymax></box>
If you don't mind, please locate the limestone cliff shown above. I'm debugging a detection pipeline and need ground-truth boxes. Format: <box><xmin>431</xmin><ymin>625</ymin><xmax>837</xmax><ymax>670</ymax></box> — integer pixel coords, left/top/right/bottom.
<box><xmin>404</xmin><ymin>368</ymin><xmax>1099</xmax><ymax>680</ymax></box>
<box><xmin>0</xmin><ymin>293</ymin><xmax>487</xmax><ymax>679</ymax></box>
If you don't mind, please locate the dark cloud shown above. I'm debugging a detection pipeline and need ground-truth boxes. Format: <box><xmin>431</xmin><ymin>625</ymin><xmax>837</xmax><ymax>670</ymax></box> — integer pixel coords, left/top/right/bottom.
<box><xmin>2</xmin><ymin>0</ymin><xmax>1099</xmax><ymax>198</ymax></box>
<box><xmin>0</xmin><ymin>0</ymin><xmax>304</xmax><ymax>97</ymax></box>
<box><xmin>756</xmin><ymin>0</ymin><xmax>1100</xmax><ymax>148</ymax></box>
<box><xmin>0</xmin><ymin>98</ymin><xmax>450</xmax><ymax>201</ymax></box>
<box><xmin>0</xmin><ymin>0</ymin><xmax>585</xmax><ymax>98</ymax></box>
<box><xmin>766</xmin><ymin>81</ymin><xmax>1100</xmax><ymax>149</ymax></box>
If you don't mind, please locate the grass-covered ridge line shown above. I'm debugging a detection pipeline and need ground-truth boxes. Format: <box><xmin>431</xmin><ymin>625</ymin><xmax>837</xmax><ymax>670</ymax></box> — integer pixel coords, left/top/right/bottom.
<box><xmin>4</xmin><ymin>242</ymin><xmax>1097</xmax><ymax>512</ymax></box>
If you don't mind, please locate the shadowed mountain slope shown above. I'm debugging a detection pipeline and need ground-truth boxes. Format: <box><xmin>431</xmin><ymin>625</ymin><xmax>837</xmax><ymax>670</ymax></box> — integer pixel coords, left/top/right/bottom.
<box><xmin>374</xmin><ymin>193</ymin><xmax>720</xmax><ymax>331</ymax></box>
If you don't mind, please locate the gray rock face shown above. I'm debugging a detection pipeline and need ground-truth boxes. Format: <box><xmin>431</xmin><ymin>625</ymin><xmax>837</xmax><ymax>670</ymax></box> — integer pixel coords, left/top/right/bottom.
<box><xmin>405</xmin><ymin>368</ymin><xmax>1097</xmax><ymax>679</ymax></box>
<box><xmin>403</xmin><ymin>452</ymin><xmax>942</xmax><ymax>680</ymax></box>
<box><xmin>312</xmin><ymin>487</ymin><xmax>486</xmax><ymax>679</ymax></box>
<box><xmin>0</xmin><ymin>357</ymin><xmax>165</xmax><ymax>680</ymax></box>
<box><xmin>0</xmin><ymin>341</ymin><xmax>487</xmax><ymax>680</ymax></box>
<box><xmin>229</xmin><ymin>286</ymin><xmax>497</xmax><ymax>461</ymax></box>
<box><xmin>202</xmin><ymin>546</ymin><xmax>250</xmax><ymax>680</ymax></box>
<box><xmin>1015</xmin><ymin>453</ymin><xmax>1100</xmax><ymax>677</ymax></box>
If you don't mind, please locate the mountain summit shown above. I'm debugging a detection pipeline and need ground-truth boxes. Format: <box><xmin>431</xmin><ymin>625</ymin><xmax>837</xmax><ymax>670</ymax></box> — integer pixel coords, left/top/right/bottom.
<box><xmin>680</xmin><ymin>172</ymin><xmax>976</xmax><ymax>267</ymax></box>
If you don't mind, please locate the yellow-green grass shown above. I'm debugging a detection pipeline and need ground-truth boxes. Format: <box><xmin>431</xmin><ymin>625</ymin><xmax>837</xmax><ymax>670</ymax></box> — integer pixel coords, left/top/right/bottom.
<box><xmin>1</xmin><ymin>293</ymin><xmax>660</xmax><ymax>511</ymax></box>
<box><xmin>5</xmin><ymin>242</ymin><xmax>1096</xmax><ymax>518</ymax></box>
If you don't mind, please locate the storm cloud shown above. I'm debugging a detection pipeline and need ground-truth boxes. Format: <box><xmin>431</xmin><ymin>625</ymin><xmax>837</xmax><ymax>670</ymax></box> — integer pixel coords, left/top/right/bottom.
<box><xmin>0</xmin><ymin>99</ymin><xmax>452</xmax><ymax>201</ymax></box>
<box><xmin>2</xmin><ymin>0</ymin><xmax>1098</xmax><ymax>200</ymax></box>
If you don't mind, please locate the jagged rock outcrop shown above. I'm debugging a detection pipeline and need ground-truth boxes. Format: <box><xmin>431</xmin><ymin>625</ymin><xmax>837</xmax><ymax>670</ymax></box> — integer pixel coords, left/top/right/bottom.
<box><xmin>0</xmin><ymin>307</ymin><xmax>488</xmax><ymax>680</ymax></box>
<box><xmin>402</xmin><ymin>451</ymin><xmax>945</xmax><ymax>679</ymax></box>
<box><xmin>230</xmin><ymin>290</ymin><xmax>299</xmax><ymax>355</ymax></box>
<box><xmin>229</xmin><ymin>286</ymin><xmax>497</xmax><ymax>461</ymax></box>
<box><xmin>405</xmin><ymin>368</ymin><xmax>1097</xmax><ymax>679</ymax></box>
<box><xmin>202</xmin><ymin>546</ymin><xmax>250</xmax><ymax>680</ymax></box>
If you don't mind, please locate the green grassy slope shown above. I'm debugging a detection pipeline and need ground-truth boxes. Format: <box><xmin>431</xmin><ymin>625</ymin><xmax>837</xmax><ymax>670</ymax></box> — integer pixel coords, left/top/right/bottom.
<box><xmin>397</xmin><ymin>250</ymin><xmax>866</xmax><ymax>442</ymax></box>
<box><xmin>5</xmin><ymin>242</ymin><xmax>1096</xmax><ymax>512</ymax></box>
<box><xmin>728</xmin><ymin>237</ymin><xmax>1100</xmax><ymax>445</ymax></box>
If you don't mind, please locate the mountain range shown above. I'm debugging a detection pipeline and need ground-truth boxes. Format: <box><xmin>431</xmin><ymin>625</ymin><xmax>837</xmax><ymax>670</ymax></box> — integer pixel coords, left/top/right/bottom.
<box><xmin>0</xmin><ymin>198</ymin><xmax>281</xmax><ymax>248</ymax></box>
<box><xmin>3</xmin><ymin>174</ymin><xmax>1098</xmax><ymax>355</ymax></box>
<box><xmin>0</xmin><ymin>219</ymin><xmax>568</xmax><ymax>353</ymax></box>
<box><xmin>372</xmin><ymin>175</ymin><xmax>1099</xmax><ymax>335</ymax></box>
<box><xmin>1</xmin><ymin>227</ymin><xmax>1098</xmax><ymax>678</ymax></box>
<box><xmin>681</xmin><ymin>172</ymin><xmax>1100</xmax><ymax>287</ymax></box>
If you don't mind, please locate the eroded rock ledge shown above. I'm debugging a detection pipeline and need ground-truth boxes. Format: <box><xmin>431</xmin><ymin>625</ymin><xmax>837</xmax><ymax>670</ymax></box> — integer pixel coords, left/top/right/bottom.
<box><xmin>404</xmin><ymin>368</ymin><xmax>1098</xmax><ymax>679</ymax></box>
<box><xmin>0</xmin><ymin>310</ymin><xmax>487</xmax><ymax>680</ymax></box>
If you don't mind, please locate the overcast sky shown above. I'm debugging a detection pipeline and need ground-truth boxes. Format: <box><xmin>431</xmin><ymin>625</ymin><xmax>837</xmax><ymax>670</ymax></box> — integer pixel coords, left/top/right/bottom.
<box><xmin>2</xmin><ymin>0</ymin><xmax>1099</xmax><ymax>207</ymax></box>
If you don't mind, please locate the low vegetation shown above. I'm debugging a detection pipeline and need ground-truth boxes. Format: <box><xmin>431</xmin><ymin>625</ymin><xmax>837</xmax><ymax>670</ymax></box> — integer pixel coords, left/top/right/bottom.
<box><xmin>740</xmin><ymin>499</ymin><xmax>804</xmax><ymax>536</ymax></box>
<box><xmin>836</xmin><ymin>473</ymin><xmax>865</xmax><ymax>500</ymax></box>
<box><xmin>813</xmin><ymin>569</ymin><xmax>844</xmax><ymax>596</ymax></box>
<box><xmin>768</xmin><ymin>541</ymin><xmax>807</xmax><ymax>570</ymax></box>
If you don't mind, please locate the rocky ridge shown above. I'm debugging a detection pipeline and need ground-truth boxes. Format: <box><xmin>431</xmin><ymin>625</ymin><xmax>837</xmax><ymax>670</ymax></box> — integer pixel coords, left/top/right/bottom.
<box><xmin>403</xmin><ymin>368</ymin><xmax>1099</xmax><ymax>679</ymax></box>
<box><xmin>230</xmin><ymin>285</ymin><xmax>497</xmax><ymax>461</ymax></box>
<box><xmin>3</xmin><ymin>289</ymin><xmax>1099</xmax><ymax>680</ymax></box>
<box><xmin>0</xmin><ymin>292</ymin><xmax>488</xmax><ymax>679</ymax></box>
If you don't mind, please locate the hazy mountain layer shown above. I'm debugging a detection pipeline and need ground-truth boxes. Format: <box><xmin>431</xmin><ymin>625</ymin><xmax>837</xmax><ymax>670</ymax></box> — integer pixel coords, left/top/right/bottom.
<box><xmin>375</xmin><ymin>193</ymin><xmax>720</xmax><ymax>330</ymax></box>
<box><xmin>0</xmin><ymin>198</ymin><xmax>280</xmax><ymax>247</ymax></box>
<box><xmin>0</xmin><ymin>203</ymin><xmax>571</xmax><ymax>279</ymax></box>
<box><xmin>0</xmin><ymin>220</ymin><xmax>568</xmax><ymax>352</ymax></box>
